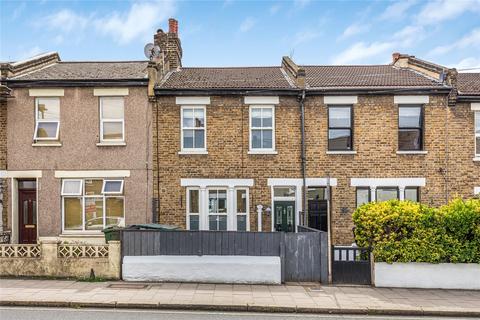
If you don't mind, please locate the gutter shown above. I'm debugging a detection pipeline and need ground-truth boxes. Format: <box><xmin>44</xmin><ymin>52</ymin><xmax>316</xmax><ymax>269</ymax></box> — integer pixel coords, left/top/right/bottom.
<box><xmin>154</xmin><ymin>88</ymin><xmax>299</xmax><ymax>96</ymax></box>
<box><xmin>457</xmin><ymin>95</ymin><xmax>480</xmax><ymax>102</ymax></box>
<box><xmin>5</xmin><ymin>79</ymin><xmax>148</xmax><ymax>87</ymax></box>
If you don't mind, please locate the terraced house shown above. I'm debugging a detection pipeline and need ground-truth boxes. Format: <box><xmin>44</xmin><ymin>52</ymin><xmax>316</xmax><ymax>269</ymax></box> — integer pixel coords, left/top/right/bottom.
<box><xmin>0</xmin><ymin>53</ymin><xmax>153</xmax><ymax>244</ymax></box>
<box><xmin>0</xmin><ymin>19</ymin><xmax>479</xmax><ymax>246</ymax></box>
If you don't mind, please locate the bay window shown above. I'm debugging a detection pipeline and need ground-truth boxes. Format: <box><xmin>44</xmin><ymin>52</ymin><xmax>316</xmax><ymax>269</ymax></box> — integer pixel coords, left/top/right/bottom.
<box><xmin>250</xmin><ymin>106</ymin><xmax>275</xmax><ymax>152</ymax></box>
<box><xmin>34</xmin><ymin>97</ymin><xmax>60</xmax><ymax>140</ymax></box>
<box><xmin>100</xmin><ymin>97</ymin><xmax>124</xmax><ymax>142</ymax></box>
<box><xmin>355</xmin><ymin>186</ymin><xmax>420</xmax><ymax>207</ymax></box>
<box><xmin>181</xmin><ymin>106</ymin><xmax>206</xmax><ymax>151</ymax></box>
<box><xmin>62</xmin><ymin>178</ymin><xmax>124</xmax><ymax>232</ymax></box>
<box><xmin>399</xmin><ymin>104</ymin><xmax>423</xmax><ymax>151</ymax></box>
<box><xmin>328</xmin><ymin>105</ymin><xmax>353</xmax><ymax>151</ymax></box>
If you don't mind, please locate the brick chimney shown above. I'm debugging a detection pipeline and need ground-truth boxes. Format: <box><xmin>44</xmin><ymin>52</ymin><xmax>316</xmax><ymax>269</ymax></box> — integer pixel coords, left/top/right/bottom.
<box><xmin>153</xmin><ymin>18</ymin><xmax>182</xmax><ymax>74</ymax></box>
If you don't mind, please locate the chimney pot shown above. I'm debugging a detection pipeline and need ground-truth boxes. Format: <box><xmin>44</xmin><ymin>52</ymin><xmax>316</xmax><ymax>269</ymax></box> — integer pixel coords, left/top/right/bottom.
<box><xmin>392</xmin><ymin>52</ymin><xmax>401</xmax><ymax>63</ymax></box>
<box><xmin>169</xmin><ymin>18</ymin><xmax>178</xmax><ymax>34</ymax></box>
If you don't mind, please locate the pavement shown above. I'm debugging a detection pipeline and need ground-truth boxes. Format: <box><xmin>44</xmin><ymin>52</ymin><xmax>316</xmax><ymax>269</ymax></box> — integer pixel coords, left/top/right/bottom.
<box><xmin>0</xmin><ymin>279</ymin><xmax>479</xmax><ymax>317</ymax></box>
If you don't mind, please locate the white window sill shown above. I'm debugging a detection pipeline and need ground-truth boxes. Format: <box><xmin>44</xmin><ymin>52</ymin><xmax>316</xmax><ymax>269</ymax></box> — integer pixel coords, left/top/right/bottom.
<box><xmin>473</xmin><ymin>157</ymin><xmax>480</xmax><ymax>162</ymax></box>
<box><xmin>248</xmin><ymin>150</ymin><xmax>278</xmax><ymax>155</ymax></box>
<box><xmin>396</xmin><ymin>151</ymin><xmax>428</xmax><ymax>155</ymax></box>
<box><xmin>178</xmin><ymin>150</ymin><xmax>208</xmax><ymax>155</ymax></box>
<box><xmin>32</xmin><ymin>142</ymin><xmax>62</xmax><ymax>147</ymax></box>
<box><xmin>60</xmin><ymin>232</ymin><xmax>103</xmax><ymax>237</ymax></box>
<box><xmin>326</xmin><ymin>150</ymin><xmax>357</xmax><ymax>155</ymax></box>
<box><xmin>97</xmin><ymin>142</ymin><xmax>126</xmax><ymax>147</ymax></box>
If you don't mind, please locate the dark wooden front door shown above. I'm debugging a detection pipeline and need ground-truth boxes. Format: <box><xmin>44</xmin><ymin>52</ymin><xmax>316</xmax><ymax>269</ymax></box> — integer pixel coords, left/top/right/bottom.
<box><xmin>18</xmin><ymin>190</ymin><xmax>37</xmax><ymax>244</ymax></box>
<box><xmin>274</xmin><ymin>201</ymin><xmax>295</xmax><ymax>232</ymax></box>
<box><xmin>308</xmin><ymin>199</ymin><xmax>328</xmax><ymax>232</ymax></box>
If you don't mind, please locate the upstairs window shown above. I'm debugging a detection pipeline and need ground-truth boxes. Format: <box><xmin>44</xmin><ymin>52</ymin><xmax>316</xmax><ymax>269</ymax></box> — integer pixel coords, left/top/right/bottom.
<box><xmin>328</xmin><ymin>105</ymin><xmax>353</xmax><ymax>150</ymax></box>
<box><xmin>34</xmin><ymin>98</ymin><xmax>60</xmax><ymax>140</ymax></box>
<box><xmin>100</xmin><ymin>97</ymin><xmax>124</xmax><ymax>142</ymax></box>
<box><xmin>181</xmin><ymin>106</ymin><xmax>206</xmax><ymax>151</ymax></box>
<box><xmin>399</xmin><ymin>105</ymin><xmax>423</xmax><ymax>151</ymax></box>
<box><xmin>250</xmin><ymin>106</ymin><xmax>275</xmax><ymax>151</ymax></box>
<box><xmin>475</xmin><ymin>111</ymin><xmax>479</xmax><ymax>157</ymax></box>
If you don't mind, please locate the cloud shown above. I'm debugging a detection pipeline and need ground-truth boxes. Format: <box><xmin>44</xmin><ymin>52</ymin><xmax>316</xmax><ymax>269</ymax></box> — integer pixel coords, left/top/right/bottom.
<box><xmin>332</xmin><ymin>41</ymin><xmax>395</xmax><ymax>64</ymax></box>
<box><xmin>239</xmin><ymin>17</ymin><xmax>255</xmax><ymax>32</ymax></box>
<box><xmin>12</xmin><ymin>2</ymin><xmax>26</xmax><ymax>21</ymax></box>
<box><xmin>292</xmin><ymin>30</ymin><xmax>320</xmax><ymax>46</ymax></box>
<box><xmin>95</xmin><ymin>1</ymin><xmax>176</xmax><ymax>45</ymax></box>
<box><xmin>339</xmin><ymin>23</ymin><xmax>370</xmax><ymax>40</ymax></box>
<box><xmin>452</xmin><ymin>57</ymin><xmax>480</xmax><ymax>71</ymax></box>
<box><xmin>417</xmin><ymin>0</ymin><xmax>480</xmax><ymax>25</ymax></box>
<box><xmin>294</xmin><ymin>0</ymin><xmax>311</xmax><ymax>9</ymax></box>
<box><xmin>393</xmin><ymin>25</ymin><xmax>425</xmax><ymax>47</ymax></box>
<box><xmin>18</xmin><ymin>46</ymin><xmax>43</xmax><ymax>60</ymax></box>
<box><xmin>269</xmin><ymin>4</ymin><xmax>281</xmax><ymax>15</ymax></box>
<box><xmin>431</xmin><ymin>28</ymin><xmax>480</xmax><ymax>55</ymax></box>
<box><xmin>223</xmin><ymin>0</ymin><xmax>234</xmax><ymax>8</ymax></box>
<box><xmin>379</xmin><ymin>0</ymin><xmax>417</xmax><ymax>21</ymax></box>
<box><xmin>43</xmin><ymin>9</ymin><xmax>89</xmax><ymax>33</ymax></box>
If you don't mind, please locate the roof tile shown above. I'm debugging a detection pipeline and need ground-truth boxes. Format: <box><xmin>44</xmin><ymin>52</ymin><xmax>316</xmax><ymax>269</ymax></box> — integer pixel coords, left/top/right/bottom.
<box><xmin>457</xmin><ymin>73</ymin><xmax>480</xmax><ymax>96</ymax></box>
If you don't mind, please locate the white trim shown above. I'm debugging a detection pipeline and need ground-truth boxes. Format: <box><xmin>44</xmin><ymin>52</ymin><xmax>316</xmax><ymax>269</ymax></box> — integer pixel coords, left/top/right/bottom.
<box><xmin>93</xmin><ymin>88</ymin><xmax>129</xmax><ymax>96</ymax></box>
<box><xmin>176</xmin><ymin>97</ymin><xmax>210</xmax><ymax>105</ymax></box>
<box><xmin>324</xmin><ymin>96</ymin><xmax>358</xmax><ymax>104</ymax></box>
<box><xmin>396</xmin><ymin>151</ymin><xmax>428</xmax><ymax>155</ymax></box>
<box><xmin>267</xmin><ymin>178</ymin><xmax>338</xmax><ymax>187</ymax></box>
<box><xmin>326</xmin><ymin>151</ymin><xmax>357</xmax><ymax>155</ymax></box>
<box><xmin>180</xmin><ymin>105</ymin><xmax>207</xmax><ymax>152</ymax></box>
<box><xmin>471</xmin><ymin>103</ymin><xmax>480</xmax><ymax>111</ymax></box>
<box><xmin>2</xmin><ymin>171</ymin><xmax>42</xmax><ymax>178</ymax></box>
<box><xmin>100</xmin><ymin>96</ymin><xmax>125</xmax><ymax>143</ymax></box>
<box><xmin>32</xmin><ymin>143</ymin><xmax>62</xmax><ymax>147</ymax></box>
<box><xmin>61</xmin><ymin>179</ymin><xmax>83</xmax><ymax>196</ymax></box>
<box><xmin>244</xmin><ymin>96</ymin><xmax>279</xmax><ymax>105</ymax></box>
<box><xmin>351</xmin><ymin>178</ymin><xmax>426</xmax><ymax>188</ymax></box>
<box><xmin>54</xmin><ymin>170</ymin><xmax>130</xmax><ymax>178</ymax></box>
<box><xmin>394</xmin><ymin>95</ymin><xmax>429</xmax><ymax>104</ymax></box>
<box><xmin>249</xmin><ymin>105</ymin><xmax>276</xmax><ymax>153</ymax></box>
<box><xmin>29</xmin><ymin>88</ymin><xmax>64</xmax><ymax>97</ymax></box>
<box><xmin>102</xmin><ymin>180</ymin><xmax>124</xmax><ymax>194</ymax></box>
<box><xmin>181</xmin><ymin>178</ymin><xmax>254</xmax><ymax>189</ymax></box>
<box><xmin>473</xmin><ymin>157</ymin><xmax>480</xmax><ymax>162</ymax></box>
<box><xmin>474</xmin><ymin>187</ymin><xmax>480</xmax><ymax>195</ymax></box>
<box><xmin>178</xmin><ymin>150</ymin><xmax>208</xmax><ymax>155</ymax></box>
<box><xmin>96</xmin><ymin>142</ymin><xmax>127</xmax><ymax>147</ymax></box>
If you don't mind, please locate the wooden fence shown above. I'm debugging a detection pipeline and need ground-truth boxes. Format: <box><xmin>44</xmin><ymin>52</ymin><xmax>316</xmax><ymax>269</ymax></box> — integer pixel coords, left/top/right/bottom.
<box><xmin>121</xmin><ymin>229</ymin><xmax>328</xmax><ymax>283</ymax></box>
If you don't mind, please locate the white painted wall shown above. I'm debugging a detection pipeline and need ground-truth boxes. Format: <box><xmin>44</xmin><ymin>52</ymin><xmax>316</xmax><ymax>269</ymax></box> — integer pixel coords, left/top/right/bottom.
<box><xmin>375</xmin><ymin>262</ymin><xmax>480</xmax><ymax>290</ymax></box>
<box><xmin>123</xmin><ymin>255</ymin><xmax>281</xmax><ymax>284</ymax></box>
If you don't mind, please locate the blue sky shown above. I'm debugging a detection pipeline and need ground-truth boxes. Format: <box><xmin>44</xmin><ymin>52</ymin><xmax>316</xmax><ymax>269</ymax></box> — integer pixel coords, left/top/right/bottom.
<box><xmin>1</xmin><ymin>0</ymin><xmax>479</xmax><ymax>70</ymax></box>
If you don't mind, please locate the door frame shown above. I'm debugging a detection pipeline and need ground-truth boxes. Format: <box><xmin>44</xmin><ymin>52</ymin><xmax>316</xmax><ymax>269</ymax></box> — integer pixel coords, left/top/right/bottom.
<box><xmin>10</xmin><ymin>175</ymin><xmax>40</xmax><ymax>244</ymax></box>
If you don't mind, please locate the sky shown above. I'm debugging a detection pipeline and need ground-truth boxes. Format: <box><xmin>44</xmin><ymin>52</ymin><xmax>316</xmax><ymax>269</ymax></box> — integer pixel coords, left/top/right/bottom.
<box><xmin>1</xmin><ymin>0</ymin><xmax>480</xmax><ymax>71</ymax></box>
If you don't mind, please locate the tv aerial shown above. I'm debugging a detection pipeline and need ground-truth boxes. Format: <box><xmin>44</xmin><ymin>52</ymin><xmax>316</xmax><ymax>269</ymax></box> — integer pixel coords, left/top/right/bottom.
<box><xmin>144</xmin><ymin>43</ymin><xmax>161</xmax><ymax>60</ymax></box>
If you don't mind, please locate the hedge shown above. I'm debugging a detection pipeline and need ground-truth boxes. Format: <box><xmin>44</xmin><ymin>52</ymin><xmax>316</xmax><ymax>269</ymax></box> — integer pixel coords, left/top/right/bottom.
<box><xmin>352</xmin><ymin>198</ymin><xmax>480</xmax><ymax>263</ymax></box>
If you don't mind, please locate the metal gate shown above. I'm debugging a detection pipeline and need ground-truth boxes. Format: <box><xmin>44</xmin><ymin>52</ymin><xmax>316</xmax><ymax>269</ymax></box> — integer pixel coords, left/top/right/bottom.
<box><xmin>332</xmin><ymin>246</ymin><xmax>371</xmax><ymax>285</ymax></box>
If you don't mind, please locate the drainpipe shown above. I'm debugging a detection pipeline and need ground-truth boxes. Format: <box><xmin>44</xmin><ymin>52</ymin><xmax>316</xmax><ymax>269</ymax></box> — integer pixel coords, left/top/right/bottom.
<box><xmin>299</xmin><ymin>90</ymin><xmax>307</xmax><ymax>227</ymax></box>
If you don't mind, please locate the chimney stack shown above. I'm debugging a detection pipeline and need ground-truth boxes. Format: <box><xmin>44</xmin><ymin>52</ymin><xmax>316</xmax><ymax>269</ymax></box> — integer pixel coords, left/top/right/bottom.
<box><xmin>152</xmin><ymin>18</ymin><xmax>183</xmax><ymax>80</ymax></box>
<box><xmin>169</xmin><ymin>18</ymin><xmax>178</xmax><ymax>34</ymax></box>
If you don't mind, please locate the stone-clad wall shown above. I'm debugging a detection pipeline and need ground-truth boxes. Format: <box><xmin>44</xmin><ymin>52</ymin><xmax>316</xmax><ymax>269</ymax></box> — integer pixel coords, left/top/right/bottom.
<box><xmin>154</xmin><ymin>94</ymin><xmax>462</xmax><ymax>245</ymax></box>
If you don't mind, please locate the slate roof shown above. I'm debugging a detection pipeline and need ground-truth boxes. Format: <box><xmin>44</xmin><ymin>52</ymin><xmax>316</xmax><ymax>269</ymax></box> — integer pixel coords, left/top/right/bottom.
<box><xmin>10</xmin><ymin>61</ymin><xmax>149</xmax><ymax>81</ymax></box>
<box><xmin>158</xmin><ymin>67</ymin><xmax>294</xmax><ymax>89</ymax></box>
<box><xmin>457</xmin><ymin>73</ymin><xmax>480</xmax><ymax>96</ymax></box>
<box><xmin>302</xmin><ymin>65</ymin><xmax>445</xmax><ymax>89</ymax></box>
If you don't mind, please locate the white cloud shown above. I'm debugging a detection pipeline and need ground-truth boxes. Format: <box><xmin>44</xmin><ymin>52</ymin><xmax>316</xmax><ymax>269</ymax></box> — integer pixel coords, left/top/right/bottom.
<box><xmin>12</xmin><ymin>2</ymin><xmax>26</xmax><ymax>21</ymax></box>
<box><xmin>43</xmin><ymin>9</ymin><xmax>89</xmax><ymax>33</ymax></box>
<box><xmin>294</xmin><ymin>0</ymin><xmax>311</xmax><ymax>9</ymax></box>
<box><xmin>393</xmin><ymin>25</ymin><xmax>425</xmax><ymax>47</ymax></box>
<box><xmin>269</xmin><ymin>4</ymin><xmax>281</xmax><ymax>15</ymax></box>
<box><xmin>293</xmin><ymin>30</ymin><xmax>320</xmax><ymax>46</ymax></box>
<box><xmin>18</xmin><ymin>46</ymin><xmax>43</xmax><ymax>60</ymax></box>
<box><xmin>431</xmin><ymin>28</ymin><xmax>480</xmax><ymax>55</ymax></box>
<box><xmin>332</xmin><ymin>41</ymin><xmax>395</xmax><ymax>64</ymax></box>
<box><xmin>379</xmin><ymin>0</ymin><xmax>417</xmax><ymax>21</ymax></box>
<box><xmin>417</xmin><ymin>0</ymin><xmax>480</xmax><ymax>25</ymax></box>
<box><xmin>223</xmin><ymin>0</ymin><xmax>234</xmax><ymax>8</ymax></box>
<box><xmin>239</xmin><ymin>17</ymin><xmax>255</xmax><ymax>32</ymax></box>
<box><xmin>339</xmin><ymin>23</ymin><xmax>370</xmax><ymax>40</ymax></box>
<box><xmin>95</xmin><ymin>1</ymin><xmax>176</xmax><ymax>45</ymax></box>
<box><xmin>451</xmin><ymin>57</ymin><xmax>480</xmax><ymax>71</ymax></box>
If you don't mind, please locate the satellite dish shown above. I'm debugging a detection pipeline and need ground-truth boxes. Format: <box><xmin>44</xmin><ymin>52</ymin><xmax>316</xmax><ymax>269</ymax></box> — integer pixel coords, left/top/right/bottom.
<box><xmin>144</xmin><ymin>43</ymin><xmax>161</xmax><ymax>60</ymax></box>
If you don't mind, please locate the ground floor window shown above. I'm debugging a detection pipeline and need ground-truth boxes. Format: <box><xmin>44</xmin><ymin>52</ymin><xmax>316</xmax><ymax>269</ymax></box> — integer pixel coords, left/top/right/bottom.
<box><xmin>356</xmin><ymin>186</ymin><xmax>419</xmax><ymax>207</ymax></box>
<box><xmin>186</xmin><ymin>187</ymin><xmax>249</xmax><ymax>231</ymax></box>
<box><xmin>62</xmin><ymin>178</ymin><xmax>124</xmax><ymax>232</ymax></box>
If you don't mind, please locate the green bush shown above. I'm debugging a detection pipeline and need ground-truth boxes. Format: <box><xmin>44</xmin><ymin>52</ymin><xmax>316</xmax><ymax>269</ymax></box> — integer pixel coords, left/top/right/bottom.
<box><xmin>352</xmin><ymin>198</ymin><xmax>480</xmax><ymax>263</ymax></box>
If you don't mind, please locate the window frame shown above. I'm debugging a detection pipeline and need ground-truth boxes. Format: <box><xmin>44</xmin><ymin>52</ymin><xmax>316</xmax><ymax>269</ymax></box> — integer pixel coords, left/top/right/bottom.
<box><xmin>180</xmin><ymin>105</ymin><xmax>207</xmax><ymax>152</ymax></box>
<box><xmin>355</xmin><ymin>187</ymin><xmax>370</xmax><ymax>208</ymax></box>
<box><xmin>475</xmin><ymin>111</ymin><xmax>480</xmax><ymax>157</ymax></box>
<box><xmin>234</xmin><ymin>188</ymin><xmax>250</xmax><ymax>231</ymax></box>
<box><xmin>376</xmin><ymin>187</ymin><xmax>400</xmax><ymax>202</ymax></box>
<box><xmin>34</xmin><ymin>97</ymin><xmax>60</xmax><ymax>141</ymax></box>
<box><xmin>61</xmin><ymin>178</ymin><xmax>125</xmax><ymax>233</ymax></box>
<box><xmin>404</xmin><ymin>187</ymin><xmax>420</xmax><ymax>202</ymax></box>
<box><xmin>186</xmin><ymin>187</ymin><xmax>200</xmax><ymax>231</ymax></box>
<box><xmin>99</xmin><ymin>96</ymin><xmax>125</xmax><ymax>143</ymax></box>
<box><xmin>61</xmin><ymin>179</ymin><xmax>83</xmax><ymax>196</ymax></box>
<box><xmin>249</xmin><ymin>105</ymin><xmax>276</xmax><ymax>152</ymax></box>
<box><xmin>328</xmin><ymin>105</ymin><xmax>353</xmax><ymax>151</ymax></box>
<box><xmin>398</xmin><ymin>104</ymin><xmax>424</xmax><ymax>151</ymax></box>
<box><xmin>102</xmin><ymin>180</ymin><xmax>124</xmax><ymax>195</ymax></box>
<box><xmin>207</xmin><ymin>188</ymin><xmax>228</xmax><ymax>231</ymax></box>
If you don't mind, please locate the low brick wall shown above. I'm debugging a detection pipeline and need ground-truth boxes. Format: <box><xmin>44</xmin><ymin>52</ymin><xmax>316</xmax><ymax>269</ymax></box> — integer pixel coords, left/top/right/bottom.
<box><xmin>0</xmin><ymin>238</ymin><xmax>120</xmax><ymax>279</ymax></box>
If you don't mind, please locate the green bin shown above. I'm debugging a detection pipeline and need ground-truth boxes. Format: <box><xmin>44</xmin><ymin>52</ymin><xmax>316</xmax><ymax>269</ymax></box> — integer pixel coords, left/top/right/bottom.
<box><xmin>102</xmin><ymin>226</ymin><xmax>121</xmax><ymax>243</ymax></box>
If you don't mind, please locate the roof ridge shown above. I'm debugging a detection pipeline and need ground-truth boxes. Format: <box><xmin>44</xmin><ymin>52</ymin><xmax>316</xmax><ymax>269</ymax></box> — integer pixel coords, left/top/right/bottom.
<box><xmin>58</xmin><ymin>61</ymin><xmax>148</xmax><ymax>63</ymax></box>
<box><xmin>302</xmin><ymin>64</ymin><xmax>391</xmax><ymax>67</ymax></box>
<box><xmin>179</xmin><ymin>66</ymin><xmax>281</xmax><ymax>69</ymax></box>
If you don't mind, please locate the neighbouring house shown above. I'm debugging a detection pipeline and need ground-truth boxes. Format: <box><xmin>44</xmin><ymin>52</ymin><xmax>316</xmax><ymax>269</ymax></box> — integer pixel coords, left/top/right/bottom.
<box><xmin>150</xmin><ymin>20</ymin><xmax>480</xmax><ymax>244</ymax></box>
<box><xmin>0</xmin><ymin>52</ymin><xmax>153</xmax><ymax>244</ymax></box>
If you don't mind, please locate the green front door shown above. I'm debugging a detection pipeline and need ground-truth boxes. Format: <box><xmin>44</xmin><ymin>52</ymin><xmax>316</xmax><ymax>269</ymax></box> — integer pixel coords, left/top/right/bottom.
<box><xmin>274</xmin><ymin>201</ymin><xmax>295</xmax><ymax>232</ymax></box>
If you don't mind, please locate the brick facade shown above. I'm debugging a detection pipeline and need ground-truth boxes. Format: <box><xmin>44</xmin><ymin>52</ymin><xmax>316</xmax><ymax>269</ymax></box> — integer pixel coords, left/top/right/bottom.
<box><xmin>0</xmin><ymin>100</ymin><xmax>7</xmax><ymax>230</ymax></box>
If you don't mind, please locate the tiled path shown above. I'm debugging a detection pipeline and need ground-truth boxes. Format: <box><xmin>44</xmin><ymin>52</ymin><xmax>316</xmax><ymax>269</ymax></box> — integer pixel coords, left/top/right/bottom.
<box><xmin>1</xmin><ymin>279</ymin><xmax>479</xmax><ymax>316</ymax></box>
